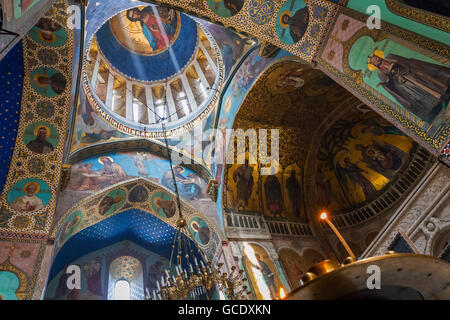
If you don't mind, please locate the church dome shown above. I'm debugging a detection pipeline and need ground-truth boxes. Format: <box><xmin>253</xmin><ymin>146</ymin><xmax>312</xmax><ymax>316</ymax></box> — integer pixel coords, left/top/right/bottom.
<box><xmin>82</xmin><ymin>5</ymin><xmax>224</xmax><ymax>137</ymax></box>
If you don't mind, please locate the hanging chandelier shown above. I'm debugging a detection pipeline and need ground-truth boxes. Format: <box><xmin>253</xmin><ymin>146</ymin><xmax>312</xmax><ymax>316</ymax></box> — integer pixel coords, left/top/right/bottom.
<box><xmin>142</xmin><ymin>83</ymin><xmax>249</xmax><ymax>300</ymax></box>
<box><xmin>143</xmin><ymin>121</ymin><xmax>250</xmax><ymax>300</ymax></box>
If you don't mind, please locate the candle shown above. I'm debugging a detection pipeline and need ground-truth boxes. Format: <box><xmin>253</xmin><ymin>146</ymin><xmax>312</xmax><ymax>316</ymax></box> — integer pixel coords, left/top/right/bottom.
<box><xmin>176</xmin><ymin>265</ymin><xmax>180</xmax><ymax>275</ymax></box>
<box><xmin>161</xmin><ymin>275</ymin><xmax>165</xmax><ymax>286</ymax></box>
<box><xmin>153</xmin><ymin>290</ymin><xmax>157</xmax><ymax>300</ymax></box>
<box><xmin>165</xmin><ymin>269</ymin><xmax>170</xmax><ymax>278</ymax></box>
<box><xmin>184</xmin><ymin>269</ymin><xmax>188</xmax><ymax>278</ymax></box>
<box><xmin>189</xmin><ymin>263</ymin><xmax>194</xmax><ymax>273</ymax></box>
<box><xmin>156</xmin><ymin>280</ymin><xmax>160</xmax><ymax>290</ymax></box>
<box><xmin>194</xmin><ymin>258</ymin><xmax>198</xmax><ymax>265</ymax></box>
<box><xmin>200</xmin><ymin>260</ymin><xmax>205</xmax><ymax>268</ymax></box>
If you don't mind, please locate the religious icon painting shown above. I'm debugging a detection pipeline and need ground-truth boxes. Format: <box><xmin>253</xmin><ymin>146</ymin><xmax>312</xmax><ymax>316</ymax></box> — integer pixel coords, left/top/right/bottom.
<box><xmin>348</xmin><ymin>37</ymin><xmax>450</xmax><ymax>125</ymax></box>
<box><xmin>266</xmin><ymin>61</ymin><xmax>311</xmax><ymax>95</ymax></box>
<box><xmin>129</xmin><ymin>185</ymin><xmax>149</xmax><ymax>203</ymax></box>
<box><xmin>188</xmin><ymin>217</ymin><xmax>211</xmax><ymax>246</ymax></box>
<box><xmin>278</xmin><ymin>248</ymin><xmax>304</xmax><ymax>288</ymax></box>
<box><xmin>30</xmin><ymin>67</ymin><xmax>67</xmax><ymax>97</ymax></box>
<box><xmin>276</xmin><ymin>0</ymin><xmax>310</xmax><ymax>45</ymax></box>
<box><xmin>151</xmin><ymin>191</ymin><xmax>176</xmax><ymax>219</ymax></box>
<box><xmin>261</xmin><ymin>170</ymin><xmax>285</xmax><ymax>219</ymax></box>
<box><xmin>98</xmin><ymin>189</ymin><xmax>126</xmax><ymax>216</ymax></box>
<box><xmin>7</xmin><ymin>179</ymin><xmax>51</xmax><ymax>212</ymax></box>
<box><xmin>61</xmin><ymin>210</ymin><xmax>83</xmax><ymax>241</ymax></box>
<box><xmin>23</xmin><ymin>122</ymin><xmax>58</xmax><ymax>154</ymax></box>
<box><xmin>29</xmin><ymin>17</ymin><xmax>68</xmax><ymax>47</ymax></box>
<box><xmin>111</xmin><ymin>6</ymin><xmax>181</xmax><ymax>56</ymax></box>
<box><xmin>226</xmin><ymin>153</ymin><xmax>260</xmax><ymax>213</ymax></box>
<box><xmin>283</xmin><ymin>163</ymin><xmax>305</xmax><ymax>221</ymax></box>
<box><xmin>207</xmin><ymin>0</ymin><xmax>245</xmax><ymax>18</ymax></box>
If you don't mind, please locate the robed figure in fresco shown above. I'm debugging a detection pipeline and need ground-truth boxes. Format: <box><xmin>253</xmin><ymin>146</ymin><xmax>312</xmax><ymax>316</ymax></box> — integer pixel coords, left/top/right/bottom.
<box><xmin>126</xmin><ymin>7</ymin><xmax>177</xmax><ymax>51</ymax></box>
<box><xmin>27</xmin><ymin>126</ymin><xmax>54</xmax><ymax>154</ymax></box>
<box><xmin>336</xmin><ymin>158</ymin><xmax>377</xmax><ymax>203</ymax></box>
<box><xmin>280</xmin><ymin>6</ymin><xmax>309</xmax><ymax>43</ymax></box>
<box><xmin>286</xmin><ymin>170</ymin><xmax>303</xmax><ymax>220</ymax></box>
<box><xmin>11</xmin><ymin>182</ymin><xmax>44</xmax><ymax>212</ymax></box>
<box><xmin>368</xmin><ymin>51</ymin><xmax>450</xmax><ymax>122</ymax></box>
<box><xmin>264</xmin><ymin>175</ymin><xmax>283</xmax><ymax>217</ymax></box>
<box><xmin>232</xmin><ymin>160</ymin><xmax>254</xmax><ymax>210</ymax></box>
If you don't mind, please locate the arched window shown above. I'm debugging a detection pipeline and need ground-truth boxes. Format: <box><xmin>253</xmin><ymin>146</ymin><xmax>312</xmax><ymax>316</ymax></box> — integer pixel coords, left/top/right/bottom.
<box><xmin>108</xmin><ymin>256</ymin><xmax>144</xmax><ymax>300</ymax></box>
<box><xmin>114</xmin><ymin>280</ymin><xmax>131</xmax><ymax>300</ymax></box>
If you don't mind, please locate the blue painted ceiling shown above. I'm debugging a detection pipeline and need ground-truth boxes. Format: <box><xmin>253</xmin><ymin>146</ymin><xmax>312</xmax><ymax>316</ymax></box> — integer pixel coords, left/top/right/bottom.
<box><xmin>96</xmin><ymin>12</ymin><xmax>198</xmax><ymax>82</ymax></box>
<box><xmin>0</xmin><ymin>42</ymin><xmax>23</xmax><ymax>192</ymax></box>
<box><xmin>49</xmin><ymin>209</ymin><xmax>203</xmax><ymax>280</ymax></box>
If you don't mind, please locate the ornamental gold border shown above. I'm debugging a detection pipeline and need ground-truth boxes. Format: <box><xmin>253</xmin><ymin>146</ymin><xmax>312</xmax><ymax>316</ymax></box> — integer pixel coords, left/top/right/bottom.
<box><xmin>317</xmin><ymin>8</ymin><xmax>450</xmax><ymax>155</ymax></box>
<box><xmin>0</xmin><ymin>0</ymin><xmax>75</xmax><ymax>235</ymax></box>
<box><xmin>0</xmin><ymin>238</ymin><xmax>47</xmax><ymax>300</ymax></box>
<box><xmin>51</xmin><ymin>178</ymin><xmax>222</xmax><ymax>259</ymax></box>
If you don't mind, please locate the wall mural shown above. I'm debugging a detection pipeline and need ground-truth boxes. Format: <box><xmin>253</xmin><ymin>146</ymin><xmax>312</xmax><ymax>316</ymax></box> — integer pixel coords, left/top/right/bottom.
<box><xmin>242</xmin><ymin>243</ymin><xmax>283</xmax><ymax>300</ymax></box>
<box><xmin>278</xmin><ymin>248</ymin><xmax>325</xmax><ymax>288</ymax></box>
<box><xmin>208</xmin><ymin>0</ymin><xmax>245</xmax><ymax>18</ymax></box>
<box><xmin>52</xmin><ymin>179</ymin><xmax>222</xmax><ymax>261</ymax></box>
<box><xmin>315</xmin><ymin>107</ymin><xmax>415</xmax><ymax>214</ymax></box>
<box><xmin>84</xmin><ymin>0</ymin><xmax>337</xmax><ymax>65</ymax></box>
<box><xmin>222</xmin><ymin>58</ymin><xmax>353</xmax><ymax>222</ymax></box>
<box><xmin>0</xmin><ymin>239</ymin><xmax>45</xmax><ymax>300</ymax></box>
<box><xmin>318</xmin><ymin>9</ymin><xmax>450</xmax><ymax>162</ymax></box>
<box><xmin>65</xmin><ymin>151</ymin><xmax>209</xmax><ymax>201</ymax></box>
<box><xmin>114</xmin><ymin>6</ymin><xmax>180</xmax><ymax>55</ymax></box>
<box><xmin>70</xmin><ymin>93</ymin><xmax>130</xmax><ymax>153</ymax></box>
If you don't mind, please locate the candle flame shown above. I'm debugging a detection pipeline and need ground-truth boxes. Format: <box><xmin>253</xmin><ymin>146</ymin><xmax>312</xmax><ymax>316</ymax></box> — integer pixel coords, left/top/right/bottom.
<box><xmin>320</xmin><ymin>212</ymin><xmax>328</xmax><ymax>220</ymax></box>
<box><xmin>279</xmin><ymin>287</ymin><xmax>287</xmax><ymax>299</ymax></box>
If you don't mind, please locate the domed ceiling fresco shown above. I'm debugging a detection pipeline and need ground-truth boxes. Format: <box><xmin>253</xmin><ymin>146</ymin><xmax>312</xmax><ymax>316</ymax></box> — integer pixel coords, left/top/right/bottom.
<box><xmin>83</xmin><ymin>5</ymin><xmax>224</xmax><ymax>136</ymax></box>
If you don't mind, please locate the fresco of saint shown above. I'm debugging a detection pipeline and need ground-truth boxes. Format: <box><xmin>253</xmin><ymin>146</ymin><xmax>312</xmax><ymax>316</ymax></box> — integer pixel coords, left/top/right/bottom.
<box><xmin>264</xmin><ymin>175</ymin><xmax>283</xmax><ymax>217</ymax></box>
<box><xmin>368</xmin><ymin>50</ymin><xmax>450</xmax><ymax>123</ymax></box>
<box><xmin>190</xmin><ymin>218</ymin><xmax>211</xmax><ymax>246</ymax></box>
<box><xmin>26</xmin><ymin>126</ymin><xmax>54</xmax><ymax>154</ymax></box>
<box><xmin>126</xmin><ymin>7</ymin><xmax>177</xmax><ymax>52</ymax></box>
<box><xmin>10</xmin><ymin>181</ymin><xmax>44</xmax><ymax>212</ymax></box>
<box><xmin>336</xmin><ymin>158</ymin><xmax>377</xmax><ymax>202</ymax></box>
<box><xmin>232</xmin><ymin>161</ymin><xmax>254</xmax><ymax>210</ymax></box>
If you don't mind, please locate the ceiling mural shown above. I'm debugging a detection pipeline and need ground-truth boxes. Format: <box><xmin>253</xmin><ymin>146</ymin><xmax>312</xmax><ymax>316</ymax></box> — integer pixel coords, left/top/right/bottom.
<box><xmin>83</xmin><ymin>5</ymin><xmax>225</xmax><ymax>138</ymax></box>
<box><xmin>318</xmin><ymin>9</ymin><xmax>450</xmax><ymax>163</ymax></box>
<box><xmin>44</xmin><ymin>240</ymin><xmax>175</xmax><ymax>300</ymax></box>
<box><xmin>242</xmin><ymin>243</ymin><xmax>283</xmax><ymax>300</ymax></box>
<box><xmin>223</xmin><ymin>59</ymin><xmax>353</xmax><ymax>221</ymax></box>
<box><xmin>0</xmin><ymin>42</ymin><xmax>23</xmax><ymax>192</ymax></box>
